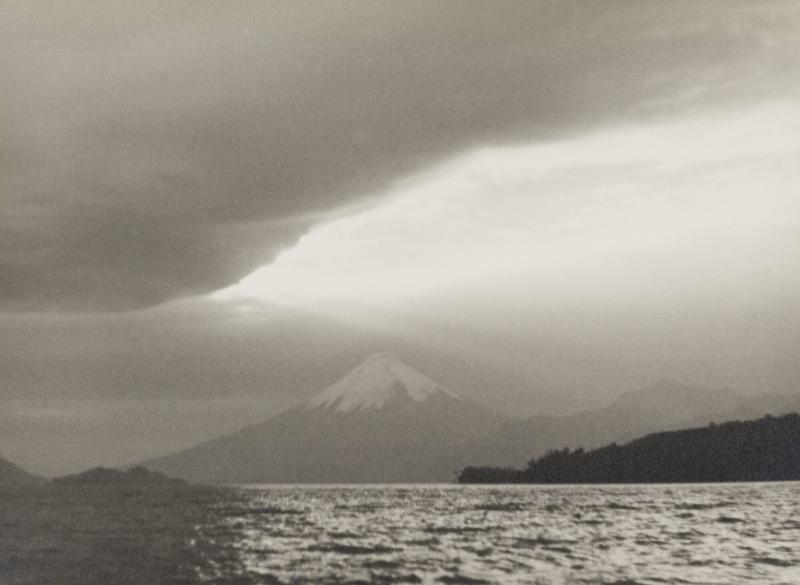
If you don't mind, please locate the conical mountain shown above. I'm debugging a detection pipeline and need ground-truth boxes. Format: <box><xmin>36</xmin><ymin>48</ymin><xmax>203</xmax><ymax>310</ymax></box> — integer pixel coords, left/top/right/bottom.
<box><xmin>144</xmin><ymin>354</ymin><xmax>509</xmax><ymax>483</ymax></box>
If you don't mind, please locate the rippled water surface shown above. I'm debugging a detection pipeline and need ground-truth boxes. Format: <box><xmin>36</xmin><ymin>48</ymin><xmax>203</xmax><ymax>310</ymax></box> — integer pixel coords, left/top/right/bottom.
<box><xmin>2</xmin><ymin>483</ymin><xmax>799</xmax><ymax>584</ymax></box>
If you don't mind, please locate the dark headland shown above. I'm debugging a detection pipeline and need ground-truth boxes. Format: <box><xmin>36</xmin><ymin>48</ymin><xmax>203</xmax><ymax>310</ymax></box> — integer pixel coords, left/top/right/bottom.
<box><xmin>459</xmin><ymin>413</ymin><xmax>800</xmax><ymax>484</ymax></box>
<box><xmin>0</xmin><ymin>453</ymin><xmax>45</xmax><ymax>488</ymax></box>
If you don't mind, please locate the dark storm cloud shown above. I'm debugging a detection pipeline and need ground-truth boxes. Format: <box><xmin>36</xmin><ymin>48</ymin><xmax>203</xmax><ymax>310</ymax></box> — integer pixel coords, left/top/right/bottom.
<box><xmin>3</xmin><ymin>0</ymin><xmax>797</xmax><ymax>311</ymax></box>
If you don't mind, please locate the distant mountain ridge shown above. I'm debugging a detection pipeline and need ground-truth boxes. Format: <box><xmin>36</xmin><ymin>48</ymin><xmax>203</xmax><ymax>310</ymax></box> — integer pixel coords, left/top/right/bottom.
<box><xmin>460</xmin><ymin>413</ymin><xmax>800</xmax><ymax>483</ymax></box>
<box><xmin>0</xmin><ymin>452</ymin><xmax>44</xmax><ymax>487</ymax></box>
<box><xmin>467</xmin><ymin>379</ymin><xmax>800</xmax><ymax>468</ymax></box>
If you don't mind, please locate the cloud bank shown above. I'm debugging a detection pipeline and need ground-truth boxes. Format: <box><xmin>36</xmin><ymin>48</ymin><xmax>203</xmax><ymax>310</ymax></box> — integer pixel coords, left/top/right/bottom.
<box><xmin>3</xmin><ymin>1</ymin><xmax>797</xmax><ymax>310</ymax></box>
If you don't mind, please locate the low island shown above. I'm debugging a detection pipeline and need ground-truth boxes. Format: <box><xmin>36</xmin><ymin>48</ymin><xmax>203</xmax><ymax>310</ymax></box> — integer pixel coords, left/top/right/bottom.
<box><xmin>53</xmin><ymin>465</ymin><xmax>188</xmax><ymax>488</ymax></box>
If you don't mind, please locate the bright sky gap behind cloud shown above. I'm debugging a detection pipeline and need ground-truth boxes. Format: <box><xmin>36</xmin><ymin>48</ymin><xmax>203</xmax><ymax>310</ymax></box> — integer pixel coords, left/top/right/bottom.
<box><xmin>216</xmin><ymin>102</ymin><xmax>800</xmax><ymax>307</ymax></box>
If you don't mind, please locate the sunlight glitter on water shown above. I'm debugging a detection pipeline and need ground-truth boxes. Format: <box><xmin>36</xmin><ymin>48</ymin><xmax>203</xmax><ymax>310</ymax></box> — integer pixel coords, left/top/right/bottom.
<box><xmin>192</xmin><ymin>483</ymin><xmax>800</xmax><ymax>585</ymax></box>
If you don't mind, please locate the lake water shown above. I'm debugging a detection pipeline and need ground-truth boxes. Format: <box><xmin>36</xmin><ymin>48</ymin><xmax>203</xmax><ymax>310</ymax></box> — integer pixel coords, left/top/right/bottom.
<box><xmin>1</xmin><ymin>483</ymin><xmax>799</xmax><ymax>584</ymax></box>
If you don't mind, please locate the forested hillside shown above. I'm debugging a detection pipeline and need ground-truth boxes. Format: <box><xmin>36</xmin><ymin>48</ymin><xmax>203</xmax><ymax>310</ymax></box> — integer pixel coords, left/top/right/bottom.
<box><xmin>459</xmin><ymin>413</ymin><xmax>800</xmax><ymax>483</ymax></box>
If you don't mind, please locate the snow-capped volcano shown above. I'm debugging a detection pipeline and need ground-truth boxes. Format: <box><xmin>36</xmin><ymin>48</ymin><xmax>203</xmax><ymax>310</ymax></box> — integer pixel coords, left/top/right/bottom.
<box><xmin>144</xmin><ymin>353</ymin><xmax>508</xmax><ymax>483</ymax></box>
<box><xmin>308</xmin><ymin>353</ymin><xmax>460</xmax><ymax>412</ymax></box>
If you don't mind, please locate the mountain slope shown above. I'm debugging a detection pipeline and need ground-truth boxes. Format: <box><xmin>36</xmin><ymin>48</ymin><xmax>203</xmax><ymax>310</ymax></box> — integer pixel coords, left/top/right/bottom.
<box><xmin>468</xmin><ymin>380</ymin><xmax>797</xmax><ymax>467</ymax></box>
<box><xmin>145</xmin><ymin>354</ymin><xmax>508</xmax><ymax>483</ymax></box>
<box><xmin>0</xmin><ymin>453</ymin><xmax>43</xmax><ymax>487</ymax></box>
<box><xmin>144</xmin><ymin>360</ymin><xmax>800</xmax><ymax>483</ymax></box>
<box><xmin>460</xmin><ymin>413</ymin><xmax>800</xmax><ymax>483</ymax></box>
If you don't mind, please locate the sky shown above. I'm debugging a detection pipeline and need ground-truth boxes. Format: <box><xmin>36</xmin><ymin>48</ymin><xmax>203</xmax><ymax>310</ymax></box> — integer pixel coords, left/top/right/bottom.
<box><xmin>2</xmin><ymin>1</ymin><xmax>799</xmax><ymax>475</ymax></box>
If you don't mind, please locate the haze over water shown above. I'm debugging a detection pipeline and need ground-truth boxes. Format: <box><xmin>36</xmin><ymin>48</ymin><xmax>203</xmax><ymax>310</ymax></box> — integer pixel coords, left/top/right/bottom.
<box><xmin>3</xmin><ymin>483</ymin><xmax>799</xmax><ymax>585</ymax></box>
